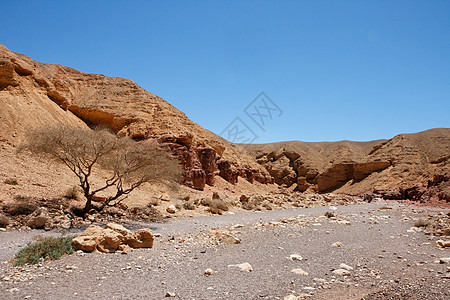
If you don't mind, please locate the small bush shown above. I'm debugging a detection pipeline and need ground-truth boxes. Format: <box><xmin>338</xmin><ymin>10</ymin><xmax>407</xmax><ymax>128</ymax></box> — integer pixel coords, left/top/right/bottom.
<box><xmin>5</xmin><ymin>195</ymin><xmax>38</xmax><ymax>216</ymax></box>
<box><xmin>325</xmin><ymin>211</ymin><xmax>335</xmax><ymax>218</ymax></box>
<box><xmin>147</xmin><ymin>198</ymin><xmax>160</xmax><ymax>207</ymax></box>
<box><xmin>0</xmin><ymin>214</ymin><xmax>11</xmax><ymax>228</ymax></box>
<box><xmin>174</xmin><ymin>201</ymin><xmax>183</xmax><ymax>210</ymax></box>
<box><xmin>14</xmin><ymin>236</ymin><xmax>75</xmax><ymax>266</ymax></box>
<box><xmin>4</xmin><ymin>178</ymin><xmax>18</xmax><ymax>185</ymax></box>
<box><xmin>63</xmin><ymin>186</ymin><xmax>79</xmax><ymax>200</ymax></box>
<box><xmin>183</xmin><ymin>200</ymin><xmax>196</xmax><ymax>210</ymax></box>
<box><xmin>201</xmin><ymin>198</ymin><xmax>229</xmax><ymax>214</ymax></box>
<box><xmin>414</xmin><ymin>218</ymin><xmax>432</xmax><ymax>228</ymax></box>
<box><xmin>262</xmin><ymin>201</ymin><xmax>272</xmax><ymax>210</ymax></box>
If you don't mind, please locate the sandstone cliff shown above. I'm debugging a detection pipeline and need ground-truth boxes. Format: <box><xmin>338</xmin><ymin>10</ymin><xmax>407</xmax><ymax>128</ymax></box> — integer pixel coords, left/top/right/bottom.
<box><xmin>0</xmin><ymin>44</ymin><xmax>271</xmax><ymax>190</ymax></box>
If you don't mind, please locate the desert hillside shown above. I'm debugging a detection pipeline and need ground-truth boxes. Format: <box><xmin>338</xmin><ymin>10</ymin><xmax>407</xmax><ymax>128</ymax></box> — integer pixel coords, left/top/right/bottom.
<box><xmin>0</xmin><ymin>43</ymin><xmax>272</xmax><ymax>192</ymax></box>
<box><xmin>1</xmin><ymin>43</ymin><xmax>449</xmax><ymax>208</ymax></box>
<box><xmin>245</xmin><ymin>128</ymin><xmax>450</xmax><ymax>205</ymax></box>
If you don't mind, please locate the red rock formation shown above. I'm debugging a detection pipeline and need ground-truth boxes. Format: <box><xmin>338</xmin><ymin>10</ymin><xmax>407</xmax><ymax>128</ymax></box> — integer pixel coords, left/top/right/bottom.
<box><xmin>0</xmin><ymin>43</ymin><xmax>273</xmax><ymax>190</ymax></box>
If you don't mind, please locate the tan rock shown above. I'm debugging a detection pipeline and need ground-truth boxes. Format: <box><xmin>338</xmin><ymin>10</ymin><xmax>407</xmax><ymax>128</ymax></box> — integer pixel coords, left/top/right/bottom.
<box><xmin>166</xmin><ymin>205</ymin><xmax>177</xmax><ymax>214</ymax></box>
<box><xmin>80</xmin><ymin>225</ymin><xmax>104</xmax><ymax>237</ymax></box>
<box><xmin>105</xmin><ymin>223</ymin><xmax>135</xmax><ymax>243</ymax></box>
<box><xmin>437</xmin><ymin>239</ymin><xmax>450</xmax><ymax>248</ymax></box>
<box><xmin>96</xmin><ymin>229</ymin><xmax>122</xmax><ymax>253</ymax></box>
<box><xmin>210</xmin><ymin>230</ymin><xmax>241</xmax><ymax>244</ymax></box>
<box><xmin>71</xmin><ymin>236</ymin><xmax>97</xmax><ymax>252</ymax></box>
<box><xmin>129</xmin><ymin>228</ymin><xmax>154</xmax><ymax>248</ymax></box>
<box><xmin>26</xmin><ymin>207</ymin><xmax>51</xmax><ymax>229</ymax></box>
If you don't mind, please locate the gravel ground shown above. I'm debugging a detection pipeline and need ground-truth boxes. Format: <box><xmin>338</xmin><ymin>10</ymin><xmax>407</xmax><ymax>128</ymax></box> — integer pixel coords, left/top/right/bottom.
<box><xmin>0</xmin><ymin>201</ymin><xmax>449</xmax><ymax>299</ymax></box>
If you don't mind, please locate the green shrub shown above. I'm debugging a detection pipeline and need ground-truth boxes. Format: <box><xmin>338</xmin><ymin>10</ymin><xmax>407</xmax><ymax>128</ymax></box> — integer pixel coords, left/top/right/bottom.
<box><xmin>14</xmin><ymin>236</ymin><xmax>75</xmax><ymax>266</ymax></box>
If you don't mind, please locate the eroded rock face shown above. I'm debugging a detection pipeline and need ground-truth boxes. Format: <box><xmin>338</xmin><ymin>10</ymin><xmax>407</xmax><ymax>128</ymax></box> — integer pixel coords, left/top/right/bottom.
<box><xmin>0</xmin><ymin>43</ymin><xmax>273</xmax><ymax>190</ymax></box>
<box><xmin>0</xmin><ymin>59</ymin><xmax>19</xmax><ymax>89</ymax></box>
<box><xmin>71</xmin><ymin>223</ymin><xmax>154</xmax><ymax>253</ymax></box>
<box><xmin>245</xmin><ymin>129</ymin><xmax>450</xmax><ymax>206</ymax></box>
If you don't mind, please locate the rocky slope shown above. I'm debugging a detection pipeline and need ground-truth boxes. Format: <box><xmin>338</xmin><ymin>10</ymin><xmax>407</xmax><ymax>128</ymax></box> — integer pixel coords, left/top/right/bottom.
<box><xmin>0</xmin><ymin>43</ymin><xmax>271</xmax><ymax>191</ymax></box>
<box><xmin>245</xmin><ymin>128</ymin><xmax>450</xmax><ymax>205</ymax></box>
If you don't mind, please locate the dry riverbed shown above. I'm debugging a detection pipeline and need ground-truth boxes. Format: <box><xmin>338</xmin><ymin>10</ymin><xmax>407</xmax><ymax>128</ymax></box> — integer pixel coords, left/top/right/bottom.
<box><xmin>0</xmin><ymin>201</ymin><xmax>449</xmax><ymax>299</ymax></box>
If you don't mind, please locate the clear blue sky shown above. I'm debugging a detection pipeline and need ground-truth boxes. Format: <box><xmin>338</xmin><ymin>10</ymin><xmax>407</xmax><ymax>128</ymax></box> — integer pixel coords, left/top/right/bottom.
<box><xmin>2</xmin><ymin>1</ymin><xmax>449</xmax><ymax>142</ymax></box>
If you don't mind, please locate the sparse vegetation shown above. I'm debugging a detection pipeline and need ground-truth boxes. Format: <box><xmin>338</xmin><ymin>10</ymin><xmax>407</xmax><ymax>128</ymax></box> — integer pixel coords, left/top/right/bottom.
<box><xmin>174</xmin><ymin>201</ymin><xmax>183</xmax><ymax>211</ymax></box>
<box><xmin>4</xmin><ymin>195</ymin><xmax>38</xmax><ymax>216</ymax></box>
<box><xmin>147</xmin><ymin>198</ymin><xmax>160</xmax><ymax>207</ymax></box>
<box><xmin>63</xmin><ymin>185</ymin><xmax>80</xmax><ymax>200</ymax></box>
<box><xmin>22</xmin><ymin>126</ymin><xmax>183</xmax><ymax>217</ymax></box>
<box><xmin>14</xmin><ymin>236</ymin><xmax>75</xmax><ymax>266</ymax></box>
<box><xmin>183</xmin><ymin>200</ymin><xmax>196</xmax><ymax>210</ymax></box>
<box><xmin>262</xmin><ymin>201</ymin><xmax>272</xmax><ymax>210</ymax></box>
<box><xmin>325</xmin><ymin>211</ymin><xmax>335</xmax><ymax>218</ymax></box>
<box><xmin>0</xmin><ymin>214</ymin><xmax>11</xmax><ymax>228</ymax></box>
<box><xmin>201</xmin><ymin>198</ymin><xmax>229</xmax><ymax>214</ymax></box>
<box><xmin>414</xmin><ymin>218</ymin><xmax>432</xmax><ymax>228</ymax></box>
<box><xmin>3</xmin><ymin>178</ymin><xmax>18</xmax><ymax>185</ymax></box>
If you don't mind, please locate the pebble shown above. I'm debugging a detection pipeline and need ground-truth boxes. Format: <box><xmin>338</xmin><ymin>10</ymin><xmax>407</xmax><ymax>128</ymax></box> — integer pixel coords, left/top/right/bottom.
<box><xmin>331</xmin><ymin>242</ymin><xmax>343</xmax><ymax>247</ymax></box>
<box><xmin>289</xmin><ymin>254</ymin><xmax>303</xmax><ymax>261</ymax></box>
<box><xmin>165</xmin><ymin>291</ymin><xmax>176</xmax><ymax>297</ymax></box>
<box><xmin>204</xmin><ymin>268</ymin><xmax>214</xmax><ymax>275</ymax></box>
<box><xmin>291</xmin><ymin>268</ymin><xmax>309</xmax><ymax>276</ymax></box>
<box><xmin>339</xmin><ymin>263</ymin><xmax>353</xmax><ymax>271</ymax></box>
<box><xmin>228</xmin><ymin>262</ymin><xmax>253</xmax><ymax>272</ymax></box>
<box><xmin>332</xmin><ymin>269</ymin><xmax>351</xmax><ymax>276</ymax></box>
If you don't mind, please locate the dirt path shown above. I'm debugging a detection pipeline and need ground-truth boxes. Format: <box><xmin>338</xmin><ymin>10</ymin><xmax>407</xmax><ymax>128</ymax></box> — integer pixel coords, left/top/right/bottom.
<box><xmin>1</xmin><ymin>201</ymin><xmax>449</xmax><ymax>299</ymax></box>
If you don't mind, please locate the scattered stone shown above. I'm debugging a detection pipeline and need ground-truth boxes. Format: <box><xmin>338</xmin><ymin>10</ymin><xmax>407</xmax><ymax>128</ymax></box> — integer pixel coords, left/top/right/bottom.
<box><xmin>436</xmin><ymin>239</ymin><xmax>450</xmax><ymax>248</ymax></box>
<box><xmin>159</xmin><ymin>194</ymin><xmax>170</xmax><ymax>202</ymax></box>
<box><xmin>210</xmin><ymin>230</ymin><xmax>241</xmax><ymax>244</ymax></box>
<box><xmin>291</xmin><ymin>268</ymin><xmax>309</xmax><ymax>276</ymax></box>
<box><xmin>289</xmin><ymin>254</ymin><xmax>303</xmax><ymax>261</ymax></box>
<box><xmin>339</xmin><ymin>263</ymin><xmax>353</xmax><ymax>271</ymax></box>
<box><xmin>332</xmin><ymin>269</ymin><xmax>351</xmax><ymax>276</ymax></box>
<box><xmin>165</xmin><ymin>291</ymin><xmax>176</xmax><ymax>297</ymax></box>
<box><xmin>230</xmin><ymin>224</ymin><xmax>245</xmax><ymax>230</ymax></box>
<box><xmin>166</xmin><ymin>205</ymin><xmax>177</xmax><ymax>214</ymax></box>
<box><xmin>240</xmin><ymin>194</ymin><xmax>250</xmax><ymax>202</ymax></box>
<box><xmin>337</xmin><ymin>220</ymin><xmax>351</xmax><ymax>225</ymax></box>
<box><xmin>204</xmin><ymin>268</ymin><xmax>214</xmax><ymax>275</ymax></box>
<box><xmin>439</xmin><ymin>257</ymin><xmax>450</xmax><ymax>264</ymax></box>
<box><xmin>331</xmin><ymin>242</ymin><xmax>343</xmax><ymax>247</ymax></box>
<box><xmin>228</xmin><ymin>262</ymin><xmax>253</xmax><ymax>272</ymax></box>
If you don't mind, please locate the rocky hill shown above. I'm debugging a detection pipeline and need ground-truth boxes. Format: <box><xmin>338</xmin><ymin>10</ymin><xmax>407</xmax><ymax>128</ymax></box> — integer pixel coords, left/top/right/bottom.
<box><xmin>1</xmin><ymin>44</ymin><xmax>448</xmax><ymax>207</ymax></box>
<box><xmin>245</xmin><ymin>128</ymin><xmax>450</xmax><ymax>205</ymax></box>
<box><xmin>0</xmin><ymin>43</ymin><xmax>272</xmax><ymax>191</ymax></box>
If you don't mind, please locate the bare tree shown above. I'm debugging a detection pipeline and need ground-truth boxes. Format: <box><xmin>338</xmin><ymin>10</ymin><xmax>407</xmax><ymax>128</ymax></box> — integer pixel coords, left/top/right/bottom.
<box><xmin>22</xmin><ymin>125</ymin><xmax>182</xmax><ymax>217</ymax></box>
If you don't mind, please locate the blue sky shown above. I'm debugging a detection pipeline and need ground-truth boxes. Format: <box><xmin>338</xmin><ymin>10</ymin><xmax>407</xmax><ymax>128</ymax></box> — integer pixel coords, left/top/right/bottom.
<box><xmin>1</xmin><ymin>1</ymin><xmax>449</xmax><ymax>143</ymax></box>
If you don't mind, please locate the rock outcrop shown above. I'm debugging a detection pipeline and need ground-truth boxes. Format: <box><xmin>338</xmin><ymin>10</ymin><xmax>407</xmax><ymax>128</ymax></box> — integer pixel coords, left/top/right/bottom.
<box><xmin>71</xmin><ymin>223</ymin><xmax>154</xmax><ymax>253</ymax></box>
<box><xmin>246</xmin><ymin>128</ymin><xmax>450</xmax><ymax>205</ymax></box>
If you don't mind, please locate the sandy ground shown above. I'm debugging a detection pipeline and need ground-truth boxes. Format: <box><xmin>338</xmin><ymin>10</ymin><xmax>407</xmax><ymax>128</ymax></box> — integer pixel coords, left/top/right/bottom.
<box><xmin>0</xmin><ymin>201</ymin><xmax>449</xmax><ymax>299</ymax></box>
